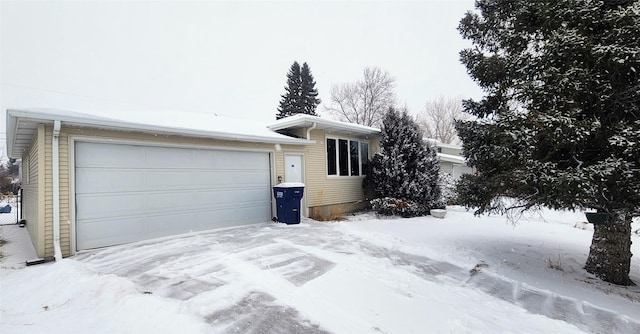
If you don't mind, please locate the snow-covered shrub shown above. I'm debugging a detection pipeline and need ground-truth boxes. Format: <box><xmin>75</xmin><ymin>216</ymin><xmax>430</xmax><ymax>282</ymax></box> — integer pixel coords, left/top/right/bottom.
<box><xmin>435</xmin><ymin>172</ymin><xmax>458</xmax><ymax>208</ymax></box>
<box><xmin>368</xmin><ymin>108</ymin><xmax>441</xmax><ymax>217</ymax></box>
<box><xmin>370</xmin><ymin>197</ymin><xmax>430</xmax><ymax>218</ymax></box>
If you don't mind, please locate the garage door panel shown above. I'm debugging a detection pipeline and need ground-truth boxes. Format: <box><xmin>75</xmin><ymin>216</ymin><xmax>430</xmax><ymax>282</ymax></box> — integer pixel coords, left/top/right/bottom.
<box><xmin>76</xmin><ymin>169</ymin><xmax>147</xmax><ymax>193</ymax></box>
<box><xmin>193</xmin><ymin>205</ymin><xmax>271</xmax><ymax>228</ymax></box>
<box><xmin>144</xmin><ymin>146</ymin><xmax>195</xmax><ymax>168</ymax></box>
<box><xmin>233</xmin><ymin>171</ymin><xmax>271</xmax><ymax>185</ymax></box>
<box><xmin>76</xmin><ymin>193</ymin><xmax>147</xmax><ymax>220</ymax></box>
<box><xmin>191</xmin><ymin>150</ymin><xmax>227</xmax><ymax>168</ymax></box>
<box><xmin>76</xmin><ymin>142</ymin><xmax>145</xmax><ymax>168</ymax></box>
<box><xmin>145</xmin><ymin>191</ymin><xmax>196</xmax><ymax>211</ymax></box>
<box><xmin>195</xmin><ymin>170</ymin><xmax>236</xmax><ymax>187</ymax></box>
<box><xmin>233</xmin><ymin>152</ymin><xmax>270</xmax><ymax>170</ymax></box>
<box><xmin>77</xmin><ymin>216</ymin><xmax>148</xmax><ymax>250</ymax></box>
<box><xmin>145</xmin><ymin>170</ymin><xmax>194</xmax><ymax>188</ymax></box>
<box><xmin>76</xmin><ymin>142</ymin><xmax>273</xmax><ymax>250</ymax></box>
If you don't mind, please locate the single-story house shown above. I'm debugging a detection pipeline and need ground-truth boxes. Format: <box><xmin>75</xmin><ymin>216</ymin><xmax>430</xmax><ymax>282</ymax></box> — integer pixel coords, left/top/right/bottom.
<box><xmin>429</xmin><ymin>140</ymin><xmax>476</xmax><ymax>179</ymax></box>
<box><xmin>6</xmin><ymin>108</ymin><xmax>380</xmax><ymax>259</ymax></box>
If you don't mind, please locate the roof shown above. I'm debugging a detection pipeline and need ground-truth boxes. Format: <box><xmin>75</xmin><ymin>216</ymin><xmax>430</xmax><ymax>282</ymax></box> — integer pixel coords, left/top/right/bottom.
<box><xmin>437</xmin><ymin>152</ymin><xmax>467</xmax><ymax>165</ymax></box>
<box><xmin>268</xmin><ymin>114</ymin><xmax>381</xmax><ymax>137</ymax></box>
<box><xmin>6</xmin><ymin>108</ymin><xmax>313</xmax><ymax>158</ymax></box>
<box><xmin>425</xmin><ymin>138</ymin><xmax>462</xmax><ymax>150</ymax></box>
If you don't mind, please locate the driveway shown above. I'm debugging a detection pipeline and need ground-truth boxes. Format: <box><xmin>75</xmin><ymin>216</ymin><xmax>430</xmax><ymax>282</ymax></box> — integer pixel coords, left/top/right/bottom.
<box><xmin>73</xmin><ymin>220</ymin><xmax>635</xmax><ymax>334</ymax></box>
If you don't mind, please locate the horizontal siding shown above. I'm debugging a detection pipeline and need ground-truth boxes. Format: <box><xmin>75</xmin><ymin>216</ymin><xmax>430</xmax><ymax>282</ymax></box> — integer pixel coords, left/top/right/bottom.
<box><xmin>24</xmin><ymin>130</ymin><xmax>41</xmax><ymax>255</ymax></box>
<box><xmin>282</xmin><ymin>129</ymin><xmax>380</xmax><ymax>208</ymax></box>
<box><xmin>44</xmin><ymin>130</ymin><xmax>53</xmax><ymax>257</ymax></box>
<box><xmin>35</xmin><ymin>124</ymin><xmax>379</xmax><ymax>256</ymax></box>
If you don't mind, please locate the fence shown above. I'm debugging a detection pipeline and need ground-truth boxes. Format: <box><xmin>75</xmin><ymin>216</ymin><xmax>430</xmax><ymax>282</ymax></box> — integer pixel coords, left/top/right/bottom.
<box><xmin>0</xmin><ymin>189</ymin><xmax>22</xmax><ymax>226</ymax></box>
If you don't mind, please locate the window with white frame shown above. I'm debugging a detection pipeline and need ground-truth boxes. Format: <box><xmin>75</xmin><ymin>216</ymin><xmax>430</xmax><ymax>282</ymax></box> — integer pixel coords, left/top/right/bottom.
<box><xmin>326</xmin><ymin>137</ymin><xmax>369</xmax><ymax>176</ymax></box>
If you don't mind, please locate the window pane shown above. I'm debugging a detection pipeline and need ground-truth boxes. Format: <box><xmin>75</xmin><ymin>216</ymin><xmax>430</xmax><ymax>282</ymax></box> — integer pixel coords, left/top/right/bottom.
<box><xmin>338</xmin><ymin>139</ymin><xmax>349</xmax><ymax>176</ymax></box>
<box><xmin>327</xmin><ymin>139</ymin><xmax>337</xmax><ymax>175</ymax></box>
<box><xmin>350</xmin><ymin>141</ymin><xmax>360</xmax><ymax>176</ymax></box>
<box><xmin>360</xmin><ymin>142</ymin><xmax>369</xmax><ymax>175</ymax></box>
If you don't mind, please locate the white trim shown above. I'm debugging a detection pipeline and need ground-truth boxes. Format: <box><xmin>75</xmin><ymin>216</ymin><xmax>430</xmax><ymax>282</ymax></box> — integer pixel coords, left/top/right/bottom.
<box><xmin>325</xmin><ymin>135</ymin><xmax>370</xmax><ymax>178</ymax></box>
<box><xmin>52</xmin><ymin>120</ymin><xmax>62</xmax><ymax>261</ymax></box>
<box><xmin>268</xmin><ymin>114</ymin><xmax>380</xmax><ymax>136</ymax></box>
<box><xmin>284</xmin><ymin>153</ymin><xmax>307</xmax><ymax>217</ymax></box>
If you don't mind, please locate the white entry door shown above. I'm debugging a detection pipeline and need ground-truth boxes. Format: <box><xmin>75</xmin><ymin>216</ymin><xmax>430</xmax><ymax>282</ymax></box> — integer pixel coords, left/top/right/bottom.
<box><xmin>75</xmin><ymin>142</ymin><xmax>272</xmax><ymax>250</ymax></box>
<box><xmin>285</xmin><ymin>154</ymin><xmax>303</xmax><ymax>183</ymax></box>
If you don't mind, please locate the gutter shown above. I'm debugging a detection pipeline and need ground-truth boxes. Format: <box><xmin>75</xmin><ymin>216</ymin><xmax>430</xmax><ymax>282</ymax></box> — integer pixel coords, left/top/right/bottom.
<box><xmin>306</xmin><ymin>122</ymin><xmax>317</xmax><ymax>140</ymax></box>
<box><xmin>7</xmin><ymin>109</ymin><xmax>313</xmax><ymax>146</ymax></box>
<box><xmin>52</xmin><ymin>120</ymin><xmax>62</xmax><ymax>261</ymax></box>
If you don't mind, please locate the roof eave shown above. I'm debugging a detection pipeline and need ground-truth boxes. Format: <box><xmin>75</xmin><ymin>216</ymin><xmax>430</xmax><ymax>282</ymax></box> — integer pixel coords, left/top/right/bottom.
<box><xmin>6</xmin><ymin>109</ymin><xmax>313</xmax><ymax>158</ymax></box>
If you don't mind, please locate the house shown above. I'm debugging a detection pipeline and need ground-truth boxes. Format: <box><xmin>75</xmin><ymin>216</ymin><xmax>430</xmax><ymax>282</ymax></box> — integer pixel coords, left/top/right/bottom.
<box><xmin>429</xmin><ymin>139</ymin><xmax>475</xmax><ymax>179</ymax></box>
<box><xmin>5</xmin><ymin>108</ymin><xmax>380</xmax><ymax>259</ymax></box>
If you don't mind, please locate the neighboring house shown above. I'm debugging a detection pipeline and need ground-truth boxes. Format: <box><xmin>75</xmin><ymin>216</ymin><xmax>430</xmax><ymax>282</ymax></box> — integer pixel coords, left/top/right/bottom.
<box><xmin>5</xmin><ymin>109</ymin><xmax>380</xmax><ymax>258</ymax></box>
<box><xmin>428</xmin><ymin>139</ymin><xmax>475</xmax><ymax>179</ymax></box>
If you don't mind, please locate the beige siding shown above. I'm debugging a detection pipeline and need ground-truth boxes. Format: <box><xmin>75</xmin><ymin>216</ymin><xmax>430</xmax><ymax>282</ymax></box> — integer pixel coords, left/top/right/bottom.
<box><xmin>30</xmin><ymin>124</ymin><xmax>379</xmax><ymax>256</ymax></box>
<box><xmin>43</xmin><ymin>128</ymin><xmax>54</xmax><ymax>256</ymax></box>
<box><xmin>23</xmin><ymin>126</ymin><xmax>44</xmax><ymax>257</ymax></box>
<box><xmin>279</xmin><ymin>129</ymin><xmax>380</xmax><ymax>219</ymax></box>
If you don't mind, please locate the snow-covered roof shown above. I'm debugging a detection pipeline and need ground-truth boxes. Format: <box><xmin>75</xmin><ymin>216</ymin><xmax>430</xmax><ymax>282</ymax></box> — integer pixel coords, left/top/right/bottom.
<box><xmin>425</xmin><ymin>138</ymin><xmax>462</xmax><ymax>150</ymax></box>
<box><xmin>6</xmin><ymin>108</ymin><xmax>313</xmax><ymax>158</ymax></box>
<box><xmin>437</xmin><ymin>153</ymin><xmax>467</xmax><ymax>165</ymax></box>
<box><xmin>268</xmin><ymin>114</ymin><xmax>381</xmax><ymax>137</ymax></box>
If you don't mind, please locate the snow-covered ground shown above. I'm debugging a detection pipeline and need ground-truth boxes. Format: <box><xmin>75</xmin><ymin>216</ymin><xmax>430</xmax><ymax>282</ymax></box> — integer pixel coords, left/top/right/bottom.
<box><xmin>1</xmin><ymin>207</ymin><xmax>639</xmax><ymax>333</ymax></box>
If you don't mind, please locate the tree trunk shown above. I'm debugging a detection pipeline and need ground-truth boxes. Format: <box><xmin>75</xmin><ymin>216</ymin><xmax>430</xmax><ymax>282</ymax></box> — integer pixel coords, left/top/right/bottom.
<box><xmin>584</xmin><ymin>210</ymin><xmax>634</xmax><ymax>286</ymax></box>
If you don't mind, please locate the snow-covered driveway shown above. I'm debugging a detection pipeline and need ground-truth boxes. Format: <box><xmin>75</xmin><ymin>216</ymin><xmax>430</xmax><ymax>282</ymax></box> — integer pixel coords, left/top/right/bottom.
<box><xmin>3</xmin><ymin>209</ymin><xmax>639</xmax><ymax>333</ymax></box>
<box><xmin>69</xmin><ymin>216</ymin><xmax>635</xmax><ymax>334</ymax></box>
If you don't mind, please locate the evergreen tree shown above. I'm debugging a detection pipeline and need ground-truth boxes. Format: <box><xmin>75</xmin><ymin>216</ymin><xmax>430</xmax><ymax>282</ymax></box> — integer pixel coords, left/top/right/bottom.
<box><xmin>370</xmin><ymin>107</ymin><xmax>441</xmax><ymax>215</ymax></box>
<box><xmin>276</xmin><ymin>61</ymin><xmax>320</xmax><ymax>119</ymax></box>
<box><xmin>300</xmin><ymin>62</ymin><xmax>321</xmax><ymax>115</ymax></box>
<box><xmin>456</xmin><ymin>0</ymin><xmax>640</xmax><ymax>285</ymax></box>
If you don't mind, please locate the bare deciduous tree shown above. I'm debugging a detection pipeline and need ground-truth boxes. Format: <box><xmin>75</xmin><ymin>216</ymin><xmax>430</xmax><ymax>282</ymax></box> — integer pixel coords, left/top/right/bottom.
<box><xmin>326</xmin><ymin>67</ymin><xmax>396</xmax><ymax>128</ymax></box>
<box><xmin>416</xmin><ymin>95</ymin><xmax>469</xmax><ymax>145</ymax></box>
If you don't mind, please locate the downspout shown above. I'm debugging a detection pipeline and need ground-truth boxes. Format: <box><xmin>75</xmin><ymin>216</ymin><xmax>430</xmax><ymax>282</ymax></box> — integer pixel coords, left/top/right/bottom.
<box><xmin>52</xmin><ymin>120</ymin><xmax>62</xmax><ymax>261</ymax></box>
<box><xmin>306</xmin><ymin>122</ymin><xmax>317</xmax><ymax>140</ymax></box>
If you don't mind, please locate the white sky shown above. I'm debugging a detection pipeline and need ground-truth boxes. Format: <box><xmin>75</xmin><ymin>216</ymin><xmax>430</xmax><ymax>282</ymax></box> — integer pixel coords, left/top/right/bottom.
<box><xmin>0</xmin><ymin>0</ymin><xmax>482</xmax><ymax>143</ymax></box>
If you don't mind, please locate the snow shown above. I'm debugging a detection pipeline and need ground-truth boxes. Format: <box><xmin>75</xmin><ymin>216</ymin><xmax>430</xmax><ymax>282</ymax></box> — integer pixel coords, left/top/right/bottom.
<box><xmin>2</xmin><ymin>208</ymin><xmax>639</xmax><ymax>333</ymax></box>
<box><xmin>274</xmin><ymin>182</ymin><xmax>306</xmax><ymax>188</ymax></box>
<box><xmin>8</xmin><ymin>108</ymin><xmax>311</xmax><ymax>145</ymax></box>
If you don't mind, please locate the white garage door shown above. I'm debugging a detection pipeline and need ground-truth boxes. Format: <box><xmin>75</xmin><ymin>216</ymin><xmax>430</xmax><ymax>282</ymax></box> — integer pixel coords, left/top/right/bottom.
<box><xmin>75</xmin><ymin>142</ymin><xmax>272</xmax><ymax>250</ymax></box>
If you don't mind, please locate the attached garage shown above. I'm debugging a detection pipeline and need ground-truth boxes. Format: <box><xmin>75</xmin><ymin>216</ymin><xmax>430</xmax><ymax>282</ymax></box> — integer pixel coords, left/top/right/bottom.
<box><xmin>75</xmin><ymin>141</ymin><xmax>272</xmax><ymax>250</ymax></box>
<box><xmin>6</xmin><ymin>108</ymin><xmax>313</xmax><ymax>258</ymax></box>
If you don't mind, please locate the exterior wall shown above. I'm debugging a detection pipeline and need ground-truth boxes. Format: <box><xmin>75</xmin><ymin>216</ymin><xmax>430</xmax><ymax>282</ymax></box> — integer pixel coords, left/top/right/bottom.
<box><xmin>439</xmin><ymin>146</ymin><xmax>462</xmax><ymax>156</ymax></box>
<box><xmin>47</xmin><ymin>126</ymin><xmax>299</xmax><ymax>257</ymax></box>
<box><xmin>25</xmin><ymin>124</ymin><xmax>379</xmax><ymax>257</ymax></box>
<box><xmin>22</xmin><ymin>125</ymin><xmax>45</xmax><ymax>257</ymax></box>
<box><xmin>439</xmin><ymin>161</ymin><xmax>454</xmax><ymax>176</ymax></box>
<box><xmin>279</xmin><ymin>128</ymin><xmax>381</xmax><ymax>220</ymax></box>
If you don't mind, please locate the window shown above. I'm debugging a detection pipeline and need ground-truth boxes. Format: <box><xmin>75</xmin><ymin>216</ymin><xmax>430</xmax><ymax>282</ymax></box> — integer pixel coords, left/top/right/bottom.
<box><xmin>350</xmin><ymin>141</ymin><xmax>359</xmax><ymax>176</ymax></box>
<box><xmin>327</xmin><ymin>137</ymin><xmax>370</xmax><ymax>177</ymax></box>
<box><xmin>360</xmin><ymin>142</ymin><xmax>369</xmax><ymax>174</ymax></box>
<box><xmin>327</xmin><ymin>139</ymin><xmax>337</xmax><ymax>175</ymax></box>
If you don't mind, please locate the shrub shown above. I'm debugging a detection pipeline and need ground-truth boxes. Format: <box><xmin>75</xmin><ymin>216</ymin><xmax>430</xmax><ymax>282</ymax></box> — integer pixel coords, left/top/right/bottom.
<box><xmin>370</xmin><ymin>197</ymin><xmax>430</xmax><ymax>218</ymax></box>
<box><xmin>435</xmin><ymin>172</ymin><xmax>458</xmax><ymax>207</ymax></box>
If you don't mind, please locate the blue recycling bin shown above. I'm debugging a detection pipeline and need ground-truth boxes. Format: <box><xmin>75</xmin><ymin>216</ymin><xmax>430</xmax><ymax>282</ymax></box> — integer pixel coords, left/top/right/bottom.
<box><xmin>273</xmin><ymin>183</ymin><xmax>305</xmax><ymax>224</ymax></box>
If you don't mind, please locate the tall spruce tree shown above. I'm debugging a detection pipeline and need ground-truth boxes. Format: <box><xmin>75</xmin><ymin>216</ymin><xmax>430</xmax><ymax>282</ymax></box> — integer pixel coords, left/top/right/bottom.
<box><xmin>370</xmin><ymin>108</ymin><xmax>441</xmax><ymax>210</ymax></box>
<box><xmin>300</xmin><ymin>63</ymin><xmax>321</xmax><ymax>115</ymax></box>
<box><xmin>456</xmin><ymin>0</ymin><xmax>640</xmax><ymax>285</ymax></box>
<box><xmin>276</xmin><ymin>61</ymin><xmax>320</xmax><ymax>119</ymax></box>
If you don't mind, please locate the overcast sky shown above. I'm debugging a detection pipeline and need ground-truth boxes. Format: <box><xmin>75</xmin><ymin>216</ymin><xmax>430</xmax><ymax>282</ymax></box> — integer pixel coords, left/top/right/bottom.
<box><xmin>0</xmin><ymin>0</ymin><xmax>482</xmax><ymax>140</ymax></box>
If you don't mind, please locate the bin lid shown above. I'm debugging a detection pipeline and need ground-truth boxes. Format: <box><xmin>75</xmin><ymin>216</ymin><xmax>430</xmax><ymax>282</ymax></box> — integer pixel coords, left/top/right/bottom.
<box><xmin>275</xmin><ymin>182</ymin><xmax>305</xmax><ymax>188</ymax></box>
